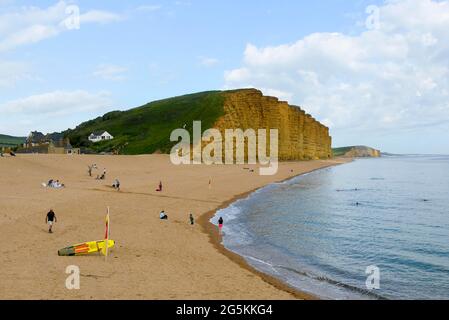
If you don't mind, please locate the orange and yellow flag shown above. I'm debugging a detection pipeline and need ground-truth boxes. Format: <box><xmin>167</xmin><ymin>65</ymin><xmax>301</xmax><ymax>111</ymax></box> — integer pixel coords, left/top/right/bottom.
<box><xmin>102</xmin><ymin>207</ymin><xmax>110</xmax><ymax>258</ymax></box>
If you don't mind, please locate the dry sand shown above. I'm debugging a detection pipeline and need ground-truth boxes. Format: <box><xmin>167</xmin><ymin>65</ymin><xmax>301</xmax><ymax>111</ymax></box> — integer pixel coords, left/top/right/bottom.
<box><xmin>0</xmin><ymin>154</ymin><xmax>348</xmax><ymax>300</ymax></box>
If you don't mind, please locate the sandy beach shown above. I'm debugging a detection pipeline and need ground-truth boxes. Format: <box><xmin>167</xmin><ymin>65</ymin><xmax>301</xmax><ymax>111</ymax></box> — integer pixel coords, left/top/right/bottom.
<box><xmin>0</xmin><ymin>154</ymin><xmax>348</xmax><ymax>300</ymax></box>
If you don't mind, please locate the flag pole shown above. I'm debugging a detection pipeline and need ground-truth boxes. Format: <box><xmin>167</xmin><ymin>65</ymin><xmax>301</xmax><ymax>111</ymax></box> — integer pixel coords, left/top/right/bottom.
<box><xmin>105</xmin><ymin>206</ymin><xmax>110</xmax><ymax>262</ymax></box>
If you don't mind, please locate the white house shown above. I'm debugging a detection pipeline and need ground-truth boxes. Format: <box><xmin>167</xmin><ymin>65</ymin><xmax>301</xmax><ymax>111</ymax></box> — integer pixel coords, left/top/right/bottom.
<box><xmin>88</xmin><ymin>131</ymin><xmax>114</xmax><ymax>143</ymax></box>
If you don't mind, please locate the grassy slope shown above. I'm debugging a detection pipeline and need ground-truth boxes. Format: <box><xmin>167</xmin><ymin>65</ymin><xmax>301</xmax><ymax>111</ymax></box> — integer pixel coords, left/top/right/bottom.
<box><xmin>0</xmin><ymin>134</ymin><xmax>26</xmax><ymax>147</ymax></box>
<box><xmin>332</xmin><ymin>147</ymin><xmax>354</xmax><ymax>157</ymax></box>
<box><xmin>65</xmin><ymin>91</ymin><xmax>225</xmax><ymax>154</ymax></box>
<box><xmin>332</xmin><ymin>146</ymin><xmax>379</xmax><ymax>157</ymax></box>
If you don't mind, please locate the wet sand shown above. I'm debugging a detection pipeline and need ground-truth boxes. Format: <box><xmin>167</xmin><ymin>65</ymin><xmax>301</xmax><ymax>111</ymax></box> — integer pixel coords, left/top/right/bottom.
<box><xmin>0</xmin><ymin>154</ymin><xmax>348</xmax><ymax>299</ymax></box>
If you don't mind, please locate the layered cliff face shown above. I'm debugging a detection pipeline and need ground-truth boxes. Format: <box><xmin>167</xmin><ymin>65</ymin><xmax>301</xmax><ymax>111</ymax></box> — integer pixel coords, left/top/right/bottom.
<box><xmin>212</xmin><ymin>89</ymin><xmax>332</xmax><ymax>160</ymax></box>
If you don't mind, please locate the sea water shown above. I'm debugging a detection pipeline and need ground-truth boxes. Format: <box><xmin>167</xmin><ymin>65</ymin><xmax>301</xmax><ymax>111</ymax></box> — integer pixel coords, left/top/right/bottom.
<box><xmin>211</xmin><ymin>156</ymin><xmax>449</xmax><ymax>299</ymax></box>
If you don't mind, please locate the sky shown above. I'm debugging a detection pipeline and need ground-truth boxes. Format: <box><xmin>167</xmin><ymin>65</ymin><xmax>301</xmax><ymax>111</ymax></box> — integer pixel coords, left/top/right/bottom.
<box><xmin>0</xmin><ymin>0</ymin><xmax>448</xmax><ymax>154</ymax></box>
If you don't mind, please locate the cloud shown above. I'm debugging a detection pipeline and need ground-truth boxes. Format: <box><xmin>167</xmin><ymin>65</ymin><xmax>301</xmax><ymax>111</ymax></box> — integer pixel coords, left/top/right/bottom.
<box><xmin>0</xmin><ymin>24</ymin><xmax>59</xmax><ymax>52</ymax></box>
<box><xmin>0</xmin><ymin>90</ymin><xmax>112</xmax><ymax>116</ymax></box>
<box><xmin>199</xmin><ymin>56</ymin><xmax>219</xmax><ymax>67</ymax></box>
<box><xmin>136</xmin><ymin>5</ymin><xmax>162</xmax><ymax>12</ymax></box>
<box><xmin>224</xmin><ymin>0</ymin><xmax>449</xmax><ymax>135</ymax></box>
<box><xmin>79</xmin><ymin>10</ymin><xmax>123</xmax><ymax>24</ymax></box>
<box><xmin>93</xmin><ymin>64</ymin><xmax>128</xmax><ymax>81</ymax></box>
<box><xmin>0</xmin><ymin>60</ymin><xmax>34</xmax><ymax>88</ymax></box>
<box><xmin>0</xmin><ymin>1</ymin><xmax>123</xmax><ymax>52</ymax></box>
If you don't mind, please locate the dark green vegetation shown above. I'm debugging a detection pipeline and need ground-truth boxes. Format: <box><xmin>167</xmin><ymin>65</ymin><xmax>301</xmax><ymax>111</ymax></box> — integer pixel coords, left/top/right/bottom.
<box><xmin>0</xmin><ymin>134</ymin><xmax>26</xmax><ymax>148</ymax></box>
<box><xmin>64</xmin><ymin>91</ymin><xmax>225</xmax><ymax>154</ymax></box>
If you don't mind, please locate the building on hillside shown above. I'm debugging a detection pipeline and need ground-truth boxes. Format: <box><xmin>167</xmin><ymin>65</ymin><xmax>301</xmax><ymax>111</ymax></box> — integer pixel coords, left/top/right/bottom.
<box><xmin>88</xmin><ymin>131</ymin><xmax>114</xmax><ymax>143</ymax></box>
<box><xmin>26</xmin><ymin>131</ymin><xmax>46</xmax><ymax>147</ymax></box>
<box><xmin>19</xmin><ymin>132</ymin><xmax>79</xmax><ymax>154</ymax></box>
<box><xmin>25</xmin><ymin>131</ymin><xmax>65</xmax><ymax>148</ymax></box>
<box><xmin>48</xmin><ymin>139</ymin><xmax>80</xmax><ymax>155</ymax></box>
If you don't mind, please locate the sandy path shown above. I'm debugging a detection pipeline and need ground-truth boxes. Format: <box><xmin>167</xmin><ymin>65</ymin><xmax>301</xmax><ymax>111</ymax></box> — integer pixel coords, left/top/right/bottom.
<box><xmin>0</xmin><ymin>154</ymin><xmax>347</xmax><ymax>299</ymax></box>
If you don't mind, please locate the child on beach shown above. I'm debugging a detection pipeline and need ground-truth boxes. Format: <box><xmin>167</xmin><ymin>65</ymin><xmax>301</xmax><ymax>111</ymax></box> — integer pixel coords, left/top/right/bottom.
<box><xmin>46</xmin><ymin>209</ymin><xmax>57</xmax><ymax>233</ymax></box>
<box><xmin>218</xmin><ymin>217</ymin><xmax>224</xmax><ymax>234</ymax></box>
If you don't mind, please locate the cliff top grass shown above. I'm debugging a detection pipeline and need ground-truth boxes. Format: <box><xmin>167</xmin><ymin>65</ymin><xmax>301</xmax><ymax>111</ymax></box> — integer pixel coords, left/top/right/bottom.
<box><xmin>0</xmin><ymin>134</ymin><xmax>26</xmax><ymax>148</ymax></box>
<box><xmin>64</xmin><ymin>90</ymin><xmax>225</xmax><ymax>154</ymax></box>
<box><xmin>332</xmin><ymin>146</ymin><xmax>378</xmax><ymax>157</ymax></box>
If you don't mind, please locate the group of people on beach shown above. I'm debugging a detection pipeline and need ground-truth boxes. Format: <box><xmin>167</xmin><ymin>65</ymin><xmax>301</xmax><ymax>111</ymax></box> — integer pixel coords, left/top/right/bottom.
<box><xmin>46</xmin><ymin>179</ymin><xmax>65</xmax><ymax>188</ymax></box>
<box><xmin>159</xmin><ymin>211</ymin><xmax>195</xmax><ymax>226</ymax></box>
<box><xmin>158</xmin><ymin>210</ymin><xmax>224</xmax><ymax>233</ymax></box>
<box><xmin>0</xmin><ymin>151</ymin><xmax>16</xmax><ymax>157</ymax></box>
<box><xmin>45</xmin><ymin>166</ymin><xmax>225</xmax><ymax>234</ymax></box>
<box><xmin>88</xmin><ymin>164</ymin><xmax>121</xmax><ymax>192</ymax></box>
<box><xmin>88</xmin><ymin>164</ymin><xmax>108</xmax><ymax>181</ymax></box>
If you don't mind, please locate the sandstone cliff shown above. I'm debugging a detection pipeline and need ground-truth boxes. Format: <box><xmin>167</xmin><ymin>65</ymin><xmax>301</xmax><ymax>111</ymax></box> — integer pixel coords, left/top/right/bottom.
<box><xmin>333</xmin><ymin>146</ymin><xmax>381</xmax><ymax>158</ymax></box>
<box><xmin>212</xmin><ymin>89</ymin><xmax>332</xmax><ymax>160</ymax></box>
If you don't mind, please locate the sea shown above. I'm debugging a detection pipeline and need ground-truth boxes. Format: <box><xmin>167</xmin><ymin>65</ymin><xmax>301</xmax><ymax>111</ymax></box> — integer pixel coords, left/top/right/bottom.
<box><xmin>211</xmin><ymin>155</ymin><xmax>449</xmax><ymax>300</ymax></box>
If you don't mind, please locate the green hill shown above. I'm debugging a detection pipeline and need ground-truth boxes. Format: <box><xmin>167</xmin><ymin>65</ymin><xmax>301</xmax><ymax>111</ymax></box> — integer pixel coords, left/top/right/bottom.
<box><xmin>64</xmin><ymin>91</ymin><xmax>225</xmax><ymax>154</ymax></box>
<box><xmin>333</xmin><ymin>146</ymin><xmax>381</xmax><ymax>158</ymax></box>
<box><xmin>332</xmin><ymin>146</ymin><xmax>354</xmax><ymax>157</ymax></box>
<box><xmin>0</xmin><ymin>134</ymin><xmax>26</xmax><ymax>147</ymax></box>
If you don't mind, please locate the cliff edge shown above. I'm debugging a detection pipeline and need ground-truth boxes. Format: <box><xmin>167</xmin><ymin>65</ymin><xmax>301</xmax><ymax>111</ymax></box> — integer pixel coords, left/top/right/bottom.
<box><xmin>214</xmin><ymin>89</ymin><xmax>332</xmax><ymax>160</ymax></box>
<box><xmin>332</xmin><ymin>146</ymin><xmax>381</xmax><ymax>158</ymax></box>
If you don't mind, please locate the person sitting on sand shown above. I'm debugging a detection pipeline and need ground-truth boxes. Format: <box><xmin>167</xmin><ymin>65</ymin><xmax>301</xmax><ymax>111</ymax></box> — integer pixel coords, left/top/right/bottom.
<box><xmin>9</xmin><ymin>151</ymin><xmax>16</xmax><ymax>157</ymax></box>
<box><xmin>156</xmin><ymin>181</ymin><xmax>163</xmax><ymax>192</ymax></box>
<box><xmin>96</xmin><ymin>173</ymin><xmax>106</xmax><ymax>180</ymax></box>
<box><xmin>160</xmin><ymin>210</ymin><xmax>168</xmax><ymax>220</ymax></box>
<box><xmin>113</xmin><ymin>179</ymin><xmax>120</xmax><ymax>191</ymax></box>
<box><xmin>52</xmin><ymin>180</ymin><xmax>64</xmax><ymax>188</ymax></box>
<box><xmin>46</xmin><ymin>209</ymin><xmax>57</xmax><ymax>233</ymax></box>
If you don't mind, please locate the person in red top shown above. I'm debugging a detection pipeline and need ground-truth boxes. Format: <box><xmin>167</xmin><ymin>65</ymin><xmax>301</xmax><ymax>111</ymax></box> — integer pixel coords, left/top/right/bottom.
<box><xmin>218</xmin><ymin>217</ymin><xmax>224</xmax><ymax>234</ymax></box>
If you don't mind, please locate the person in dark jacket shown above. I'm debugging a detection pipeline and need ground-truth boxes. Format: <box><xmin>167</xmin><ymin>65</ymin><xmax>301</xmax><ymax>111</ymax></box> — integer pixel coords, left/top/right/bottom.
<box><xmin>46</xmin><ymin>209</ymin><xmax>57</xmax><ymax>233</ymax></box>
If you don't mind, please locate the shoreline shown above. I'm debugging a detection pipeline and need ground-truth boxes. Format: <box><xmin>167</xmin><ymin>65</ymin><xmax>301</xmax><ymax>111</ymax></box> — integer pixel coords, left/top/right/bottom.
<box><xmin>197</xmin><ymin>159</ymin><xmax>352</xmax><ymax>300</ymax></box>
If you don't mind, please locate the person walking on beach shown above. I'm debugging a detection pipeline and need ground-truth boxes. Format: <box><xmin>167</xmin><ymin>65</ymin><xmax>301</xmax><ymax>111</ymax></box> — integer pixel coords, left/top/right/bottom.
<box><xmin>189</xmin><ymin>213</ymin><xmax>195</xmax><ymax>225</ymax></box>
<box><xmin>46</xmin><ymin>209</ymin><xmax>57</xmax><ymax>233</ymax></box>
<box><xmin>156</xmin><ymin>181</ymin><xmax>163</xmax><ymax>192</ymax></box>
<box><xmin>218</xmin><ymin>217</ymin><xmax>224</xmax><ymax>234</ymax></box>
<box><xmin>87</xmin><ymin>165</ymin><xmax>94</xmax><ymax>177</ymax></box>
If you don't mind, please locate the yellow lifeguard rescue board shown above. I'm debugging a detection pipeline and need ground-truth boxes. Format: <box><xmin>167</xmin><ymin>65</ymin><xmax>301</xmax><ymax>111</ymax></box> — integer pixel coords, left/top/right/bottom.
<box><xmin>58</xmin><ymin>240</ymin><xmax>115</xmax><ymax>256</ymax></box>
